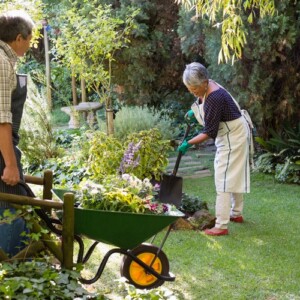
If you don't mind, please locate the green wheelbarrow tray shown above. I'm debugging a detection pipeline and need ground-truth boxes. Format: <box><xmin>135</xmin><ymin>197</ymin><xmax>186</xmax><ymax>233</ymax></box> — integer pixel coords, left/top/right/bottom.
<box><xmin>52</xmin><ymin>189</ymin><xmax>184</xmax><ymax>249</ymax></box>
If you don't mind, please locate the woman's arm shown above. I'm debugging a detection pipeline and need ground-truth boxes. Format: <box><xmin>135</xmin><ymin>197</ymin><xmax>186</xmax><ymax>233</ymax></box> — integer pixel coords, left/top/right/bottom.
<box><xmin>188</xmin><ymin>132</ymin><xmax>210</xmax><ymax>145</ymax></box>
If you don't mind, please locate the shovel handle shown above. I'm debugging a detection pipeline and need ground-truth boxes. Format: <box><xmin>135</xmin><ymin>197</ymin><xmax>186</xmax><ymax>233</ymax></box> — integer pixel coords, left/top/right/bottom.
<box><xmin>172</xmin><ymin>123</ymin><xmax>191</xmax><ymax>176</ymax></box>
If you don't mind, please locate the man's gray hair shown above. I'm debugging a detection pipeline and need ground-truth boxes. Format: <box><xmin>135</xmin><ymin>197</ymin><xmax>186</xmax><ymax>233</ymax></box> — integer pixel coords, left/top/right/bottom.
<box><xmin>0</xmin><ymin>10</ymin><xmax>34</xmax><ymax>42</ymax></box>
<box><xmin>182</xmin><ymin>62</ymin><xmax>209</xmax><ymax>87</ymax></box>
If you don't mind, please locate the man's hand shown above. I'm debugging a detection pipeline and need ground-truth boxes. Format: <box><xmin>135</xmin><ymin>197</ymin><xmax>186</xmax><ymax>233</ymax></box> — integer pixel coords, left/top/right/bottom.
<box><xmin>1</xmin><ymin>165</ymin><xmax>20</xmax><ymax>186</ymax></box>
<box><xmin>177</xmin><ymin>139</ymin><xmax>192</xmax><ymax>155</ymax></box>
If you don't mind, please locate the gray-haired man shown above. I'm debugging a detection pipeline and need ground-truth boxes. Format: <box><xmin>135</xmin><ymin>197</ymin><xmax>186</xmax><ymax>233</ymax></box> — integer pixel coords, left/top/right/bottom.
<box><xmin>0</xmin><ymin>10</ymin><xmax>34</xmax><ymax>256</ymax></box>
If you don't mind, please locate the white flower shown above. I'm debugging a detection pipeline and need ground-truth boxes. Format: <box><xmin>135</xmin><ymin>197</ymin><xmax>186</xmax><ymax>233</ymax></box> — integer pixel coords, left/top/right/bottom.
<box><xmin>121</xmin><ymin>174</ymin><xmax>131</xmax><ymax>181</ymax></box>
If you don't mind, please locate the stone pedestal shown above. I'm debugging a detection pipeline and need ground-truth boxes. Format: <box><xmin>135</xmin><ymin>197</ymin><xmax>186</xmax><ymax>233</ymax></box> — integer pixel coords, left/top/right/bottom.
<box><xmin>61</xmin><ymin>102</ymin><xmax>103</xmax><ymax>128</ymax></box>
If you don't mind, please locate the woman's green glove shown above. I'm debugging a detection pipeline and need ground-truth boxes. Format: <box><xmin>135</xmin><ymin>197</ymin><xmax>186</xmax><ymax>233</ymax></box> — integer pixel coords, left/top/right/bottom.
<box><xmin>177</xmin><ymin>139</ymin><xmax>192</xmax><ymax>155</ymax></box>
<box><xmin>184</xmin><ymin>110</ymin><xmax>197</xmax><ymax>123</ymax></box>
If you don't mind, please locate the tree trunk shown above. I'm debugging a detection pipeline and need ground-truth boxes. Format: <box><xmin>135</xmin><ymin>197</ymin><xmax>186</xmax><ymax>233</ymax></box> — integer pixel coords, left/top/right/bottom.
<box><xmin>106</xmin><ymin>108</ymin><xmax>114</xmax><ymax>135</ymax></box>
<box><xmin>44</xmin><ymin>24</ymin><xmax>52</xmax><ymax>110</ymax></box>
<box><xmin>71</xmin><ymin>76</ymin><xmax>77</xmax><ymax>105</ymax></box>
<box><xmin>81</xmin><ymin>78</ymin><xmax>87</xmax><ymax>102</ymax></box>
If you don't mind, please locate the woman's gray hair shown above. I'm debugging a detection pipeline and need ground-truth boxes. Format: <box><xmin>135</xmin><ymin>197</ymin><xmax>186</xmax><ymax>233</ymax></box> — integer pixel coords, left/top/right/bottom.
<box><xmin>0</xmin><ymin>10</ymin><xmax>34</xmax><ymax>42</ymax></box>
<box><xmin>182</xmin><ymin>62</ymin><xmax>209</xmax><ymax>87</ymax></box>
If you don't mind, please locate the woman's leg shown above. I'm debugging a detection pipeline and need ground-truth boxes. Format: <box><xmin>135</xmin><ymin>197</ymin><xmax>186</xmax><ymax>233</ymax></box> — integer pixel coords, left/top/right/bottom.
<box><xmin>231</xmin><ymin>193</ymin><xmax>244</xmax><ymax>217</ymax></box>
<box><xmin>215</xmin><ymin>191</ymin><xmax>231</xmax><ymax>229</ymax></box>
<box><xmin>204</xmin><ymin>192</ymin><xmax>230</xmax><ymax>235</ymax></box>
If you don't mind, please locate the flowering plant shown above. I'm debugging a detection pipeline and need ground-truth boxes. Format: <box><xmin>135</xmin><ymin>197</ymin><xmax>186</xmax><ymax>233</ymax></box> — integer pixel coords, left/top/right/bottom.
<box><xmin>88</xmin><ymin>129</ymin><xmax>171</xmax><ymax>182</ymax></box>
<box><xmin>123</xmin><ymin>129</ymin><xmax>172</xmax><ymax>180</ymax></box>
<box><xmin>119</xmin><ymin>142</ymin><xmax>141</xmax><ymax>175</ymax></box>
<box><xmin>78</xmin><ymin>174</ymin><xmax>177</xmax><ymax>215</ymax></box>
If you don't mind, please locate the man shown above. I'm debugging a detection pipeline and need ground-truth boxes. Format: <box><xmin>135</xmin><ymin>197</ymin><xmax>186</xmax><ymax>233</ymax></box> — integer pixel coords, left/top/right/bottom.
<box><xmin>0</xmin><ymin>10</ymin><xmax>34</xmax><ymax>256</ymax></box>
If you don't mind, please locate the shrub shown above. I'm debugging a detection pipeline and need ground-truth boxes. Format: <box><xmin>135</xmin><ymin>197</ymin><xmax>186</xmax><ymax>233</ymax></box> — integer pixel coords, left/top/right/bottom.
<box><xmin>51</xmin><ymin>108</ymin><xmax>70</xmax><ymax>126</ymax></box>
<box><xmin>29</xmin><ymin>127</ymin><xmax>172</xmax><ymax>188</ymax></box>
<box><xmin>19</xmin><ymin>76</ymin><xmax>60</xmax><ymax>169</ymax></box>
<box><xmin>97</xmin><ymin>106</ymin><xmax>180</xmax><ymax>141</ymax></box>
<box><xmin>88</xmin><ymin>128</ymin><xmax>172</xmax><ymax>182</ymax></box>
<box><xmin>24</xmin><ymin>127</ymin><xmax>93</xmax><ymax>188</ymax></box>
<box><xmin>123</xmin><ymin>129</ymin><xmax>172</xmax><ymax>181</ymax></box>
<box><xmin>180</xmin><ymin>192</ymin><xmax>208</xmax><ymax>214</ymax></box>
<box><xmin>0</xmin><ymin>260</ymin><xmax>96</xmax><ymax>299</ymax></box>
<box><xmin>255</xmin><ymin>122</ymin><xmax>300</xmax><ymax>183</ymax></box>
<box><xmin>88</xmin><ymin>131</ymin><xmax>124</xmax><ymax>181</ymax></box>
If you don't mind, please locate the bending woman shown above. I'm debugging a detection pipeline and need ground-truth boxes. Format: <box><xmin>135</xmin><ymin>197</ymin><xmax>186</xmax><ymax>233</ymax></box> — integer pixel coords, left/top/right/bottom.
<box><xmin>178</xmin><ymin>62</ymin><xmax>253</xmax><ymax>236</ymax></box>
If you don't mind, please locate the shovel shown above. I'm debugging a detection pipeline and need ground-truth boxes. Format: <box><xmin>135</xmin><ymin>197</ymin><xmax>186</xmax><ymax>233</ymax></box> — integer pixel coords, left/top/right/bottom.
<box><xmin>159</xmin><ymin>123</ymin><xmax>191</xmax><ymax>208</ymax></box>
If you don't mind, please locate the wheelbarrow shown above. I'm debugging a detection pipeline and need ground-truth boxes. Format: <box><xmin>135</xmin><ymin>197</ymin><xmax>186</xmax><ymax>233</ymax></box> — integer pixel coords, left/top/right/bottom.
<box><xmin>48</xmin><ymin>188</ymin><xmax>185</xmax><ymax>289</ymax></box>
<box><xmin>0</xmin><ymin>171</ymin><xmax>184</xmax><ymax>290</ymax></box>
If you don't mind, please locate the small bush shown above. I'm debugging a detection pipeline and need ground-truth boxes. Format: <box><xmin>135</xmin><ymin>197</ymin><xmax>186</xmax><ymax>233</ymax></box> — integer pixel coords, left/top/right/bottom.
<box><xmin>0</xmin><ymin>260</ymin><xmax>96</xmax><ymax>299</ymax></box>
<box><xmin>19</xmin><ymin>76</ymin><xmax>60</xmax><ymax>168</ymax></box>
<box><xmin>180</xmin><ymin>192</ymin><xmax>208</xmax><ymax>214</ymax></box>
<box><xmin>123</xmin><ymin>129</ymin><xmax>172</xmax><ymax>180</ymax></box>
<box><xmin>88</xmin><ymin>128</ymin><xmax>172</xmax><ymax>182</ymax></box>
<box><xmin>88</xmin><ymin>131</ymin><xmax>124</xmax><ymax>181</ymax></box>
<box><xmin>51</xmin><ymin>108</ymin><xmax>70</xmax><ymax>126</ymax></box>
<box><xmin>255</xmin><ymin>122</ymin><xmax>300</xmax><ymax>183</ymax></box>
<box><xmin>97</xmin><ymin>106</ymin><xmax>180</xmax><ymax>141</ymax></box>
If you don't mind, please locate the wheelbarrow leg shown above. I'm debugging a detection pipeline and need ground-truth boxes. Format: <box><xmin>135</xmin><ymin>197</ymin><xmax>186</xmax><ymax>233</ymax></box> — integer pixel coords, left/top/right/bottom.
<box><xmin>148</xmin><ymin>223</ymin><xmax>174</xmax><ymax>269</ymax></box>
<box><xmin>62</xmin><ymin>193</ymin><xmax>75</xmax><ymax>269</ymax></box>
<box><xmin>80</xmin><ymin>248</ymin><xmax>128</xmax><ymax>284</ymax></box>
<box><xmin>82</xmin><ymin>241</ymin><xmax>99</xmax><ymax>264</ymax></box>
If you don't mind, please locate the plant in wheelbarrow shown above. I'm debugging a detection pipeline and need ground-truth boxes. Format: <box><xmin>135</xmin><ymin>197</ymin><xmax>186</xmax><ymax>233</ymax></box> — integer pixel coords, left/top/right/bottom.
<box><xmin>78</xmin><ymin>174</ymin><xmax>179</xmax><ymax>215</ymax></box>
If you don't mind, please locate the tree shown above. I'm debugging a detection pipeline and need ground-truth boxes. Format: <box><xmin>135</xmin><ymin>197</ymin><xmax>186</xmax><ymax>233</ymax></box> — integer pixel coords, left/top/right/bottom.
<box><xmin>176</xmin><ymin>0</ymin><xmax>276</xmax><ymax>64</ymax></box>
<box><xmin>102</xmin><ymin>0</ymin><xmax>189</xmax><ymax>108</ymax></box>
<box><xmin>54</xmin><ymin>0</ymin><xmax>138</xmax><ymax>135</ymax></box>
<box><xmin>177</xmin><ymin>0</ymin><xmax>300</xmax><ymax>138</ymax></box>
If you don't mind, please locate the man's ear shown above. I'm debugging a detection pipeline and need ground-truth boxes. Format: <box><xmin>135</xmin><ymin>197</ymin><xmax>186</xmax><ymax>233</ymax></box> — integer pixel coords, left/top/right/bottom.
<box><xmin>15</xmin><ymin>34</ymin><xmax>23</xmax><ymax>42</ymax></box>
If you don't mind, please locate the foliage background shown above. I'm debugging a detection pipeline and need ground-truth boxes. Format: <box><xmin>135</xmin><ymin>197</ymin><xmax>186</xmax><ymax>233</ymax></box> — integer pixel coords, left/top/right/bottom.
<box><xmin>29</xmin><ymin>0</ymin><xmax>299</xmax><ymax>139</ymax></box>
<box><xmin>11</xmin><ymin>0</ymin><xmax>298</xmax><ymax>183</ymax></box>
<box><xmin>177</xmin><ymin>0</ymin><xmax>300</xmax><ymax>139</ymax></box>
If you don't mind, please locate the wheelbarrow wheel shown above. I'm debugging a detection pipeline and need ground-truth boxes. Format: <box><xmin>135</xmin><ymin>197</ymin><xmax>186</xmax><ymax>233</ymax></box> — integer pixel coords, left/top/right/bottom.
<box><xmin>120</xmin><ymin>243</ymin><xmax>169</xmax><ymax>289</ymax></box>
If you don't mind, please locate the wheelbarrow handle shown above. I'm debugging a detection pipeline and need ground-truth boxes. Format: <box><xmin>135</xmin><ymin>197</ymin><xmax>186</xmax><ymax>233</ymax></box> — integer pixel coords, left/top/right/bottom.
<box><xmin>18</xmin><ymin>180</ymin><xmax>36</xmax><ymax>197</ymax></box>
<box><xmin>172</xmin><ymin>123</ymin><xmax>191</xmax><ymax>176</ymax></box>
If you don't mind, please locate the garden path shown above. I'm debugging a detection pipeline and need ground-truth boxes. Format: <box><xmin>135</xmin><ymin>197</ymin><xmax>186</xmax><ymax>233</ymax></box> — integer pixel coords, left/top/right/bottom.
<box><xmin>166</xmin><ymin>140</ymin><xmax>216</xmax><ymax>179</ymax></box>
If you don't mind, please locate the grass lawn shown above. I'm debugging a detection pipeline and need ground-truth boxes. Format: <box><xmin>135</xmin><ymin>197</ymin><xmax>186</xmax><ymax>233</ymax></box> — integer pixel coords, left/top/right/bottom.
<box><xmin>164</xmin><ymin>173</ymin><xmax>300</xmax><ymax>299</ymax></box>
<box><xmin>80</xmin><ymin>171</ymin><xmax>300</xmax><ymax>300</ymax></box>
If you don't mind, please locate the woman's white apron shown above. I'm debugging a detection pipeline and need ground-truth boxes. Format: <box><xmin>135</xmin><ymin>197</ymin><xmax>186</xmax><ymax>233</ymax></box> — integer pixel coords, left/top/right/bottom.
<box><xmin>191</xmin><ymin>88</ymin><xmax>253</xmax><ymax>193</ymax></box>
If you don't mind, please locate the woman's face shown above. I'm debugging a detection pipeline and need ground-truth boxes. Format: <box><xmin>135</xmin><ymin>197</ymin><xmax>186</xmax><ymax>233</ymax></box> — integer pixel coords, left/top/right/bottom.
<box><xmin>186</xmin><ymin>81</ymin><xmax>208</xmax><ymax>98</ymax></box>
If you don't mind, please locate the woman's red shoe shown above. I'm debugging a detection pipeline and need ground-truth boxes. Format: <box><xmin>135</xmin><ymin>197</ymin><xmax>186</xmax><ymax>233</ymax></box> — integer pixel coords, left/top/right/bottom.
<box><xmin>230</xmin><ymin>215</ymin><xmax>244</xmax><ymax>223</ymax></box>
<box><xmin>204</xmin><ymin>228</ymin><xmax>229</xmax><ymax>236</ymax></box>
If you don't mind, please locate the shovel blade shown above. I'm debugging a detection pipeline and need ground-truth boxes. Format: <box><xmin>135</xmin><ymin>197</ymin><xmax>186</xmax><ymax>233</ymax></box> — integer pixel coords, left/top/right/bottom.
<box><xmin>159</xmin><ymin>174</ymin><xmax>183</xmax><ymax>208</ymax></box>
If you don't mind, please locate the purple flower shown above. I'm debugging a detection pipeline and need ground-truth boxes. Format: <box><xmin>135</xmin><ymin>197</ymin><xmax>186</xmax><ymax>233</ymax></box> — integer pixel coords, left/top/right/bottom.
<box><xmin>162</xmin><ymin>204</ymin><xmax>168</xmax><ymax>213</ymax></box>
<box><xmin>153</xmin><ymin>183</ymin><xmax>160</xmax><ymax>191</ymax></box>
<box><xmin>119</xmin><ymin>141</ymin><xmax>142</xmax><ymax>174</ymax></box>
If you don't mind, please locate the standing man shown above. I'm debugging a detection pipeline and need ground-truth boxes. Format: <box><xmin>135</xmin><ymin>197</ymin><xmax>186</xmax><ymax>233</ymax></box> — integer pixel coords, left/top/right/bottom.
<box><xmin>0</xmin><ymin>10</ymin><xmax>34</xmax><ymax>256</ymax></box>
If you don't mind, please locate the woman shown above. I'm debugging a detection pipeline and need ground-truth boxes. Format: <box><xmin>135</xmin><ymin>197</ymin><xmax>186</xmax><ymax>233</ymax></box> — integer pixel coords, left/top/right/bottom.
<box><xmin>178</xmin><ymin>62</ymin><xmax>253</xmax><ymax>236</ymax></box>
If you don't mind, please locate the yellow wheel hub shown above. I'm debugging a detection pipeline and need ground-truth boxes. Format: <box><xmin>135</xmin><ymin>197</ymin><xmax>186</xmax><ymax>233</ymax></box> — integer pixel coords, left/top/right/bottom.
<box><xmin>129</xmin><ymin>252</ymin><xmax>162</xmax><ymax>286</ymax></box>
